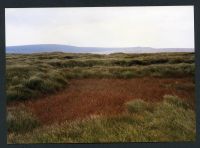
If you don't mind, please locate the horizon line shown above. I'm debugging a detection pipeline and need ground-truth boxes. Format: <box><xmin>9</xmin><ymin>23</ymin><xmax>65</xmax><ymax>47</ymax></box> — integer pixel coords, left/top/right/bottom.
<box><xmin>6</xmin><ymin>44</ymin><xmax>194</xmax><ymax>49</ymax></box>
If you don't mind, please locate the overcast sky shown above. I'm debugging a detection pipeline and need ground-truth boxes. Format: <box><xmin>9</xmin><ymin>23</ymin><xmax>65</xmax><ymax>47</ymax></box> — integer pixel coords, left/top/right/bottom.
<box><xmin>5</xmin><ymin>6</ymin><xmax>194</xmax><ymax>48</ymax></box>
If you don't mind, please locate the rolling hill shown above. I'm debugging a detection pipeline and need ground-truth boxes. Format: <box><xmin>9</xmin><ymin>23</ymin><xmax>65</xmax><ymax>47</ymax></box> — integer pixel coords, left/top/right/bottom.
<box><xmin>6</xmin><ymin>44</ymin><xmax>194</xmax><ymax>54</ymax></box>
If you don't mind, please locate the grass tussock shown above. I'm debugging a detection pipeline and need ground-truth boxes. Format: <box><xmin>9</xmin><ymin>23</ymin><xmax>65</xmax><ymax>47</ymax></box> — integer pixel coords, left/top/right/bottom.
<box><xmin>7</xmin><ymin>95</ymin><xmax>195</xmax><ymax>143</ymax></box>
<box><xmin>6</xmin><ymin>69</ymin><xmax>68</xmax><ymax>102</ymax></box>
<box><xmin>125</xmin><ymin>99</ymin><xmax>150</xmax><ymax>113</ymax></box>
<box><xmin>7</xmin><ymin>105</ymin><xmax>40</xmax><ymax>133</ymax></box>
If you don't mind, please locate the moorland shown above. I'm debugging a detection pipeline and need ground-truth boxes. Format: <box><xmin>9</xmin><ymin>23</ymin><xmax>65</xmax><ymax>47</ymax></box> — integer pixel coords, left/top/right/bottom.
<box><xmin>6</xmin><ymin>52</ymin><xmax>195</xmax><ymax>143</ymax></box>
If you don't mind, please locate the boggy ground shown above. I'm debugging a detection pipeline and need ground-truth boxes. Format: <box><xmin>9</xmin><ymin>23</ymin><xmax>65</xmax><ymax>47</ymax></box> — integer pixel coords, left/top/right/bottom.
<box><xmin>9</xmin><ymin>77</ymin><xmax>194</xmax><ymax>125</ymax></box>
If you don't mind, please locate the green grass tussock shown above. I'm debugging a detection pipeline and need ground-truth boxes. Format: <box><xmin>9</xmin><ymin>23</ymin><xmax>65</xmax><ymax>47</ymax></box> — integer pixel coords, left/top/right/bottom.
<box><xmin>125</xmin><ymin>99</ymin><xmax>150</xmax><ymax>113</ymax></box>
<box><xmin>7</xmin><ymin>105</ymin><xmax>40</xmax><ymax>133</ymax></box>
<box><xmin>163</xmin><ymin>95</ymin><xmax>191</xmax><ymax>110</ymax></box>
<box><xmin>6</xmin><ymin>68</ymin><xmax>68</xmax><ymax>101</ymax></box>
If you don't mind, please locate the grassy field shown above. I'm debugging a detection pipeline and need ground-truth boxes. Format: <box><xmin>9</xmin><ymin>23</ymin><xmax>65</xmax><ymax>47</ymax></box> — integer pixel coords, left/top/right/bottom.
<box><xmin>6</xmin><ymin>52</ymin><xmax>195</xmax><ymax>143</ymax></box>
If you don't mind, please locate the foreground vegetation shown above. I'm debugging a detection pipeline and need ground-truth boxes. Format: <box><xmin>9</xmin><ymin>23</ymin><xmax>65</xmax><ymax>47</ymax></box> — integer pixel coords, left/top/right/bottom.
<box><xmin>6</xmin><ymin>52</ymin><xmax>195</xmax><ymax>102</ymax></box>
<box><xmin>7</xmin><ymin>95</ymin><xmax>196</xmax><ymax>143</ymax></box>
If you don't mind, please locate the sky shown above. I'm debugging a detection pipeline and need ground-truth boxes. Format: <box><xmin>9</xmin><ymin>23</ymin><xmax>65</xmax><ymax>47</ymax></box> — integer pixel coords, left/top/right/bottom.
<box><xmin>5</xmin><ymin>6</ymin><xmax>194</xmax><ymax>48</ymax></box>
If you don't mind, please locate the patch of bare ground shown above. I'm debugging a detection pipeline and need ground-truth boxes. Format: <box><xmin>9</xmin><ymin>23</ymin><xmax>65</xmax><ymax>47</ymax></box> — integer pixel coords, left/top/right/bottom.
<box><xmin>8</xmin><ymin>77</ymin><xmax>195</xmax><ymax>125</ymax></box>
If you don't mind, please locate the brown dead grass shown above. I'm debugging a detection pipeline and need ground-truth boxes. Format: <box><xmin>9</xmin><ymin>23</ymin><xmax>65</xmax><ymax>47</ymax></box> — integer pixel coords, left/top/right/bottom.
<box><xmin>8</xmin><ymin>77</ymin><xmax>195</xmax><ymax>125</ymax></box>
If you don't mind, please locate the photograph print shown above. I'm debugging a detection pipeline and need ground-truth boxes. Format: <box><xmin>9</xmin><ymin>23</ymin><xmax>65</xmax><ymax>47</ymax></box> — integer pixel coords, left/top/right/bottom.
<box><xmin>6</xmin><ymin>6</ymin><xmax>195</xmax><ymax>143</ymax></box>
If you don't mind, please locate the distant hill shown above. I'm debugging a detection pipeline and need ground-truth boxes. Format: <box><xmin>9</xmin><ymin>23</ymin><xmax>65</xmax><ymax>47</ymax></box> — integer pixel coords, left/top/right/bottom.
<box><xmin>6</xmin><ymin>44</ymin><xmax>194</xmax><ymax>54</ymax></box>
